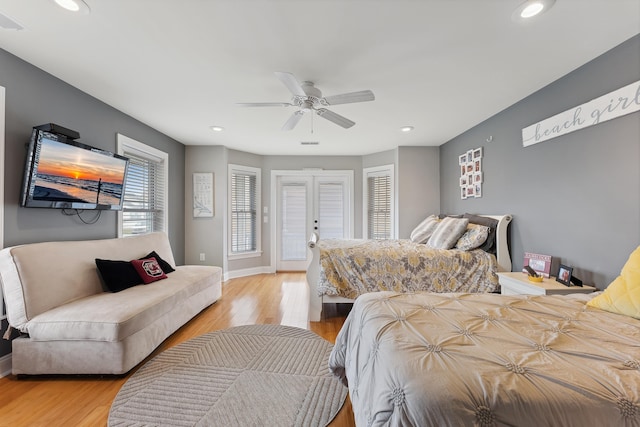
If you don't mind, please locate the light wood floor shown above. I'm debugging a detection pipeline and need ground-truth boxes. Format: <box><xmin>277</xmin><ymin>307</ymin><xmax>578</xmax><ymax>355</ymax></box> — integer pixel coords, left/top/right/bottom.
<box><xmin>0</xmin><ymin>273</ymin><xmax>355</xmax><ymax>427</ymax></box>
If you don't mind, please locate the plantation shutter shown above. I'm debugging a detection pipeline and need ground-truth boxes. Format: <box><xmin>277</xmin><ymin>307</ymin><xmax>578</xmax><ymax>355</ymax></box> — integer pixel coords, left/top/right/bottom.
<box><xmin>317</xmin><ymin>182</ymin><xmax>344</xmax><ymax>239</ymax></box>
<box><xmin>367</xmin><ymin>174</ymin><xmax>391</xmax><ymax>239</ymax></box>
<box><xmin>121</xmin><ymin>151</ymin><xmax>165</xmax><ymax>236</ymax></box>
<box><xmin>280</xmin><ymin>183</ymin><xmax>307</xmax><ymax>261</ymax></box>
<box><xmin>231</xmin><ymin>170</ymin><xmax>257</xmax><ymax>253</ymax></box>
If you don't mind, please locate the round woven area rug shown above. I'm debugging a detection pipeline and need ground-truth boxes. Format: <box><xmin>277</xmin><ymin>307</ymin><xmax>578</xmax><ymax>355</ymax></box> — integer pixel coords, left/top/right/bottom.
<box><xmin>108</xmin><ymin>324</ymin><xmax>348</xmax><ymax>427</ymax></box>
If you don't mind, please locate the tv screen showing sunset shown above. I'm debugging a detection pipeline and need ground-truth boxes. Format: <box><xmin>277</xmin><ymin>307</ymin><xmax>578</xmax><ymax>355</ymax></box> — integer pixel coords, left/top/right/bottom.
<box><xmin>32</xmin><ymin>137</ymin><xmax>127</xmax><ymax>206</ymax></box>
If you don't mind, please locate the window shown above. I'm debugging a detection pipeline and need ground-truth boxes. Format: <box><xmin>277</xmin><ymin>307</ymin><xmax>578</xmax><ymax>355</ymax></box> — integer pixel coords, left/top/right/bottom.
<box><xmin>117</xmin><ymin>134</ymin><xmax>168</xmax><ymax>237</ymax></box>
<box><xmin>364</xmin><ymin>164</ymin><xmax>395</xmax><ymax>239</ymax></box>
<box><xmin>229</xmin><ymin>164</ymin><xmax>261</xmax><ymax>257</ymax></box>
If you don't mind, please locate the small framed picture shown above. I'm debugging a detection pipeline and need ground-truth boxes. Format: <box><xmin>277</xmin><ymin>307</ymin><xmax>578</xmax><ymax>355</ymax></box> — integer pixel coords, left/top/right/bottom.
<box><xmin>474</xmin><ymin>159</ymin><xmax>482</xmax><ymax>172</ymax></box>
<box><xmin>460</xmin><ymin>176</ymin><xmax>467</xmax><ymax>187</ymax></box>
<box><xmin>466</xmin><ymin>185</ymin><xmax>475</xmax><ymax>197</ymax></box>
<box><xmin>556</xmin><ymin>264</ymin><xmax>573</xmax><ymax>286</ymax></box>
<box><xmin>461</xmin><ymin>165</ymin><xmax>466</xmax><ymax>176</ymax></box>
<box><xmin>459</xmin><ymin>154</ymin><xmax>467</xmax><ymax>165</ymax></box>
<box><xmin>466</xmin><ymin>163</ymin><xmax>473</xmax><ymax>174</ymax></box>
<box><xmin>473</xmin><ymin>147</ymin><xmax>483</xmax><ymax>159</ymax></box>
<box><xmin>473</xmin><ymin>172</ymin><xmax>483</xmax><ymax>183</ymax></box>
<box><xmin>461</xmin><ymin>187</ymin><xmax>467</xmax><ymax>199</ymax></box>
<box><xmin>474</xmin><ymin>184</ymin><xmax>482</xmax><ymax>198</ymax></box>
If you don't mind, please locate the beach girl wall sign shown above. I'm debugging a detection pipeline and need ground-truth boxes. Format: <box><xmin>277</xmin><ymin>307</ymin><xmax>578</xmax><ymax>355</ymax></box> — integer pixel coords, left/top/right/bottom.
<box><xmin>522</xmin><ymin>80</ymin><xmax>640</xmax><ymax>147</ymax></box>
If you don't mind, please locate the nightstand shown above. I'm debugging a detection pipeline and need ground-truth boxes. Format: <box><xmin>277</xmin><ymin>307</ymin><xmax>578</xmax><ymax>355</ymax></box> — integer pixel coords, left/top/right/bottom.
<box><xmin>498</xmin><ymin>272</ymin><xmax>597</xmax><ymax>295</ymax></box>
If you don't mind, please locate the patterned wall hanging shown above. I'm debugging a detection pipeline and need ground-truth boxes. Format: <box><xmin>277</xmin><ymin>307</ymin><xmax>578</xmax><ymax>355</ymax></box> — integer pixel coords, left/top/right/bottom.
<box><xmin>459</xmin><ymin>147</ymin><xmax>483</xmax><ymax>199</ymax></box>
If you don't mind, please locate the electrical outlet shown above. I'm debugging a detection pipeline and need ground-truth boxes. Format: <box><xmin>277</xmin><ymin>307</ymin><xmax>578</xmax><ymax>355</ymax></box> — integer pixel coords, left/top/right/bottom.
<box><xmin>199</xmin><ymin>253</ymin><xmax>205</xmax><ymax>261</ymax></box>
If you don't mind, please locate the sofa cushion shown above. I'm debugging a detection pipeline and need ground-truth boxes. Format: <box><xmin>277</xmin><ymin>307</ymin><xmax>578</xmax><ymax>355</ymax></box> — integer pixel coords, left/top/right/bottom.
<box><xmin>95</xmin><ymin>258</ymin><xmax>142</xmax><ymax>292</ymax></box>
<box><xmin>25</xmin><ymin>266</ymin><xmax>220</xmax><ymax>342</ymax></box>
<box><xmin>131</xmin><ymin>257</ymin><xmax>167</xmax><ymax>284</ymax></box>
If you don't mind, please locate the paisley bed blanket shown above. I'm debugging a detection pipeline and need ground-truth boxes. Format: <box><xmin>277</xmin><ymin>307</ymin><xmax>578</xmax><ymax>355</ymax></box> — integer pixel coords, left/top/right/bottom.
<box><xmin>318</xmin><ymin>239</ymin><xmax>499</xmax><ymax>298</ymax></box>
<box><xmin>329</xmin><ymin>292</ymin><xmax>640</xmax><ymax>427</ymax></box>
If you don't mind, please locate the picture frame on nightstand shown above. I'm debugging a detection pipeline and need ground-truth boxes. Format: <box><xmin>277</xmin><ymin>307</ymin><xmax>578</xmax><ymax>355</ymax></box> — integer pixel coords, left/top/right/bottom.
<box><xmin>556</xmin><ymin>264</ymin><xmax>573</xmax><ymax>286</ymax></box>
<box><xmin>522</xmin><ymin>252</ymin><xmax>552</xmax><ymax>277</ymax></box>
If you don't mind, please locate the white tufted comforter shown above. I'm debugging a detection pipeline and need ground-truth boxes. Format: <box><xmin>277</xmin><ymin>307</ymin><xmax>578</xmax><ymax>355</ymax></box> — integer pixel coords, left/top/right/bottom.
<box><xmin>329</xmin><ymin>291</ymin><xmax>640</xmax><ymax>427</ymax></box>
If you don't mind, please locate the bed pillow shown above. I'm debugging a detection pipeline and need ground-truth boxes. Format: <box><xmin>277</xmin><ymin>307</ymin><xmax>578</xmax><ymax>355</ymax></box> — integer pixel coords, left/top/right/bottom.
<box><xmin>95</xmin><ymin>259</ymin><xmax>143</xmax><ymax>292</ymax></box>
<box><xmin>455</xmin><ymin>224</ymin><xmax>490</xmax><ymax>251</ymax></box>
<box><xmin>410</xmin><ymin>215</ymin><xmax>440</xmax><ymax>244</ymax></box>
<box><xmin>426</xmin><ymin>217</ymin><xmax>469</xmax><ymax>250</ymax></box>
<box><xmin>587</xmin><ymin>246</ymin><xmax>640</xmax><ymax>319</ymax></box>
<box><xmin>131</xmin><ymin>257</ymin><xmax>168</xmax><ymax>284</ymax></box>
<box><xmin>463</xmin><ymin>213</ymin><xmax>499</xmax><ymax>254</ymax></box>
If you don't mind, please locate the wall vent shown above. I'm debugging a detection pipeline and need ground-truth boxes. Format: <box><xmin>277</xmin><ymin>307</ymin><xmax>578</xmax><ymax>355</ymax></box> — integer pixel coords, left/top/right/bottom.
<box><xmin>300</xmin><ymin>141</ymin><xmax>319</xmax><ymax>145</ymax></box>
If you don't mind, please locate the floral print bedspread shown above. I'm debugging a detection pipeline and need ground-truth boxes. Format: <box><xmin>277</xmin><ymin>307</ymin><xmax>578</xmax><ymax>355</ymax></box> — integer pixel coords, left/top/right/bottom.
<box><xmin>318</xmin><ymin>239</ymin><xmax>499</xmax><ymax>298</ymax></box>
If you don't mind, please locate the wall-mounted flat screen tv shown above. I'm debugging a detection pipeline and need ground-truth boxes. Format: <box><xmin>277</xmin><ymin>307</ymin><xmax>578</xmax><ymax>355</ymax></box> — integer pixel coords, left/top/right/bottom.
<box><xmin>20</xmin><ymin>126</ymin><xmax>129</xmax><ymax>210</ymax></box>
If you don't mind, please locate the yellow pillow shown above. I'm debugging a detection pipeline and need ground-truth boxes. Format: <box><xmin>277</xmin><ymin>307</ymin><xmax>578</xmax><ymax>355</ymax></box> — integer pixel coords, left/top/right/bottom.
<box><xmin>587</xmin><ymin>246</ymin><xmax>640</xmax><ymax>318</ymax></box>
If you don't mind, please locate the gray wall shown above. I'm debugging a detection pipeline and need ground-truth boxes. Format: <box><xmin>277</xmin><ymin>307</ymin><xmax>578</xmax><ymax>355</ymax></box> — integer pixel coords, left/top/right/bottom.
<box><xmin>0</xmin><ymin>48</ymin><xmax>186</xmax><ymax>357</ymax></box>
<box><xmin>184</xmin><ymin>146</ymin><xmax>228</xmax><ymax>271</ymax></box>
<box><xmin>397</xmin><ymin>146</ymin><xmax>440</xmax><ymax>238</ymax></box>
<box><xmin>440</xmin><ymin>35</ymin><xmax>640</xmax><ymax>288</ymax></box>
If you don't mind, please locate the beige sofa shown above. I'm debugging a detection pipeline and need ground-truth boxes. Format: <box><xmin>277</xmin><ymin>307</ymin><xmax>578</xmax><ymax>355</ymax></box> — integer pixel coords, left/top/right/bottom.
<box><xmin>0</xmin><ymin>232</ymin><xmax>221</xmax><ymax>375</ymax></box>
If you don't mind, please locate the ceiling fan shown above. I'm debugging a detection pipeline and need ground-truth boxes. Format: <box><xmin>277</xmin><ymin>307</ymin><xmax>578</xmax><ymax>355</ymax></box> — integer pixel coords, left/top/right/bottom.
<box><xmin>237</xmin><ymin>71</ymin><xmax>375</xmax><ymax>131</ymax></box>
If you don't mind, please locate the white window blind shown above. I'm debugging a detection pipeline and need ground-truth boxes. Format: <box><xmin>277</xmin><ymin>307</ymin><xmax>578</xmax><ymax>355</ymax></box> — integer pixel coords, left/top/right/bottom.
<box><xmin>230</xmin><ymin>167</ymin><xmax>259</xmax><ymax>254</ymax></box>
<box><xmin>280</xmin><ymin>183</ymin><xmax>307</xmax><ymax>261</ymax></box>
<box><xmin>364</xmin><ymin>165</ymin><xmax>394</xmax><ymax>240</ymax></box>
<box><xmin>117</xmin><ymin>134</ymin><xmax>168</xmax><ymax>238</ymax></box>
<box><xmin>318</xmin><ymin>182</ymin><xmax>345</xmax><ymax>239</ymax></box>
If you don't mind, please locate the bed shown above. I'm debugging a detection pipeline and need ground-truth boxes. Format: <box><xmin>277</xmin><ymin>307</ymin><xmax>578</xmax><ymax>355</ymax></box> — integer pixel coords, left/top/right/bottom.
<box><xmin>306</xmin><ymin>214</ymin><xmax>512</xmax><ymax>321</ymax></box>
<box><xmin>329</xmin><ymin>291</ymin><xmax>640</xmax><ymax>426</ymax></box>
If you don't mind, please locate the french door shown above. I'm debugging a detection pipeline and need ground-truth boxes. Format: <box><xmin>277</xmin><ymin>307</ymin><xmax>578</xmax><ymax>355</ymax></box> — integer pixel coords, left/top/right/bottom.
<box><xmin>274</xmin><ymin>171</ymin><xmax>353</xmax><ymax>271</ymax></box>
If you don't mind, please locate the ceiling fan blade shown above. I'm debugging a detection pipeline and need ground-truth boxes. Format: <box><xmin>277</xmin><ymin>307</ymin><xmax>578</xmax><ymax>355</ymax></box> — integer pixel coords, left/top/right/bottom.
<box><xmin>282</xmin><ymin>110</ymin><xmax>305</xmax><ymax>131</ymax></box>
<box><xmin>323</xmin><ymin>90</ymin><xmax>375</xmax><ymax>105</ymax></box>
<box><xmin>274</xmin><ymin>71</ymin><xmax>306</xmax><ymax>97</ymax></box>
<box><xmin>316</xmin><ymin>108</ymin><xmax>355</xmax><ymax>129</ymax></box>
<box><xmin>236</xmin><ymin>102</ymin><xmax>292</xmax><ymax>107</ymax></box>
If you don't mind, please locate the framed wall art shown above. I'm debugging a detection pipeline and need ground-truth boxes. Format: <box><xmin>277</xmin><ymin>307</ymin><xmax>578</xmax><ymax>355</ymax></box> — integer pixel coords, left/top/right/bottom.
<box><xmin>459</xmin><ymin>146</ymin><xmax>483</xmax><ymax>199</ymax></box>
<box><xmin>193</xmin><ymin>172</ymin><xmax>214</xmax><ymax>218</ymax></box>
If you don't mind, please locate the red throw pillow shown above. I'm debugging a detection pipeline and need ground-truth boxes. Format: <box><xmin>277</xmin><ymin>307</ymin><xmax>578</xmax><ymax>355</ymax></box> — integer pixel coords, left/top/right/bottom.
<box><xmin>131</xmin><ymin>257</ymin><xmax>168</xmax><ymax>284</ymax></box>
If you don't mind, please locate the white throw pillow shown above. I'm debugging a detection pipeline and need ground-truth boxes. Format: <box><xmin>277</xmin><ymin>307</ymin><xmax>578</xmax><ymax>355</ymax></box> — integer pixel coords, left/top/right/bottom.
<box><xmin>427</xmin><ymin>217</ymin><xmax>470</xmax><ymax>249</ymax></box>
<box><xmin>410</xmin><ymin>215</ymin><xmax>440</xmax><ymax>244</ymax></box>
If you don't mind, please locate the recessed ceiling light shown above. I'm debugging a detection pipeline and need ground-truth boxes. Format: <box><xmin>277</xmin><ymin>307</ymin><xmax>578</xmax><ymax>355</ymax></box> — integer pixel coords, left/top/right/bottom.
<box><xmin>210</xmin><ymin>126</ymin><xmax>224</xmax><ymax>132</ymax></box>
<box><xmin>53</xmin><ymin>0</ymin><xmax>91</xmax><ymax>14</ymax></box>
<box><xmin>400</xmin><ymin>126</ymin><xmax>414</xmax><ymax>132</ymax></box>
<box><xmin>512</xmin><ymin>0</ymin><xmax>555</xmax><ymax>21</ymax></box>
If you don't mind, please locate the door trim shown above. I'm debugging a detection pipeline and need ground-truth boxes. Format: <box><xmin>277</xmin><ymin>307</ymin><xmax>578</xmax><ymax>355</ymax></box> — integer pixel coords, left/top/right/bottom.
<box><xmin>270</xmin><ymin>169</ymin><xmax>354</xmax><ymax>272</ymax></box>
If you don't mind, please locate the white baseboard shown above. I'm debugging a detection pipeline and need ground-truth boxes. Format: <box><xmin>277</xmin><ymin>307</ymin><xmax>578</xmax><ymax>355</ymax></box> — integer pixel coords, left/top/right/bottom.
<box><xmin>0</xmin><ymin>353</ymin><xmax>11</xmax><ymax>378</ymax></box>
<box><xmin>223</xmin><ymin>266</ymin><xmax>276</xmax><ymax>282</ymax></box>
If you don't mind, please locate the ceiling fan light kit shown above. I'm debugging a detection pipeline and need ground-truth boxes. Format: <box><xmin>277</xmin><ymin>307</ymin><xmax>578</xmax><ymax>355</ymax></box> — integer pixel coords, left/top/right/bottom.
<box><xmin>237</xmin><ymin>71</ymin><xmax>375</xmax><ymax>131</ymax></box>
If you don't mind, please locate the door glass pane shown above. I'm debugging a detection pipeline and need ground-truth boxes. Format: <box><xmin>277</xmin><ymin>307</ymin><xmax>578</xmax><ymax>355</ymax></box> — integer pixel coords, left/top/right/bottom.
<box><xmin>281</xmin><ymin>183</ymin><xmax>307</xmax><ymax>261</ymax></box>
<box><xmin>318</xmin><ymin>182</ymin><xmax>344</xmax><ymax>239</ymax></box>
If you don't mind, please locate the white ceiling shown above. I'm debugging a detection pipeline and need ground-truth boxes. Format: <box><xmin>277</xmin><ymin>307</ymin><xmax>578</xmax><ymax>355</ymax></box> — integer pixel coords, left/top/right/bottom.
<box><xmin>0</xmin><ymin>0</ymin><xmax>638</xmax><ymax>156</ymax></box>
